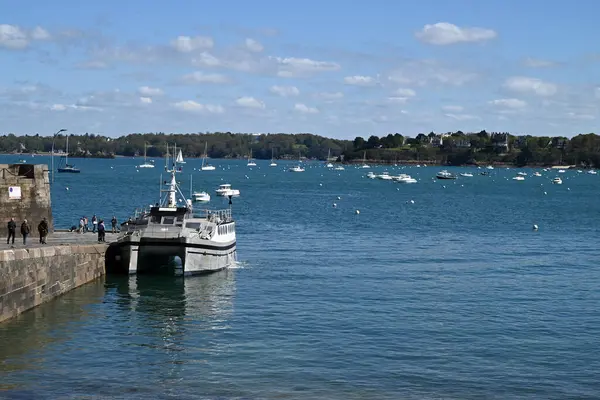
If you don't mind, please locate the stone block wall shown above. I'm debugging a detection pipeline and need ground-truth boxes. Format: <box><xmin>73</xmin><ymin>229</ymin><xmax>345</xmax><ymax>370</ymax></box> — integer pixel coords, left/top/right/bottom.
<box><xmin>0</xmin><ymin>244</ymin><xmax>107</xmax><ymax>323</ymax></box>
<box><xmin>0</xmin><ymin>164</ymin><xmax>53</xmax><ymax>237</ymax></box>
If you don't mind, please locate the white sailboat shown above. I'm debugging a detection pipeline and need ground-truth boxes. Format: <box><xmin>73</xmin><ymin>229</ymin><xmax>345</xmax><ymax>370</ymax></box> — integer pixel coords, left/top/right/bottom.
<box><xmin>247</xmin><ymin>150</ymin><xmax>257</xmax><ymax>167</ymax></box>
<box><xmin>269</xmin><ymin>148</ymin><xmax>277</xmax><ymax>167</ymax></box>
<box><xmin>360</xmin><ymin>151</ymin><xmax>370</xmax><ymax>168</ymax></box>
<box><xmin>57</xmin><ymin>136</ymin><xmax>80</xmax><ymax>173</ymax></box>
<box><xmin>200</xmin><ymin>142</ymin><xmax>216</xmax><ymax>171</ymax></box>
<box><xmin>139</xmin><ymin>143</ymin><xmax>155</xmax><ymax>168</ymax></box>
<box><xmin>176</xmin><ymin>148</ymin><xmax>186</xmax><ymax>164</ymax></box>
<box><xmin>326</xmin><ymin>148</ymin><xmax>334</xmax><ymax>168</ymax></box>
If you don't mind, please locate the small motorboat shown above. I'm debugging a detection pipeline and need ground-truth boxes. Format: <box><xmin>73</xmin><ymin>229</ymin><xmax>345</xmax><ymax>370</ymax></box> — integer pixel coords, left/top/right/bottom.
<box><xmin>436</xmin><ymin>170</ymin><xmax>457</xmax><ymax>180</ymax></box>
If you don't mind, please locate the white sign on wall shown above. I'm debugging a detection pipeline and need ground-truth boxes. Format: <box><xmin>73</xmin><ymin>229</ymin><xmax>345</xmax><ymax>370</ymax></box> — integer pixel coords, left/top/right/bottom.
<box><xmin>9</xmin><ymin>186</ymin><xmax>21</xmax><ymax>199</ymax></box>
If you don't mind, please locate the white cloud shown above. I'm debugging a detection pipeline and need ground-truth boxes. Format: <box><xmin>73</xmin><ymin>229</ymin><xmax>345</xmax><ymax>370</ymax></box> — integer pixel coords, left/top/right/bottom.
<box><xmin>30</xmin><ymin>26</ymin><xmax>50</xmax><ymax>40</ymax></box>
<box><xmin>272</xmin><ymin>56</ymin><xmax>340</xmax><ymax>77</ymax></box>
<box><xmin>270</xmin><ymin>85</ymin><xmax>300</xmax><ymax>97</ymax></box>
<box><xmin>394</xmin><ymin>88</ymin><xmax>416</xmax><ymax>97</ymax></box>
<box><xmin>567</xmin><ymin>112</ymin><xmax>595</xmax><ymax>120</ymax></box>
<box><xmin>294</xmin><ymin>103</ymin><xmax>319</xmax><ymax>114</ymax></box>
<box><xmin>489</xmin><ymin>98</ymin><xmax>527</xmax><ymax>108</ymax></box>
<box><xmin>245</xmin><ymin>38</ymin><xmax>263</xmax><ymax>52</ymax></box>
<box><xmin>235</xmin><ymin>96</ymin><xmax>265</xmax><ymax>109</ymax></box>
<box><xmin>0</xmin><ymin>24</ymin><xmax>30</xmax><ymax>49</ymax></box>
<box><xmin>140</xmin><ymin>97</ymin><xmax>152</xmax><ymax>104</ymax></box>
<box><xmin>192</xmin><ymin>52</ymin><xmax>223</xmax><ymax>68</ymax></box>
<box><xmin>173</xmin><ymin>100</ymin><xmax>224</xmax><ymax>114</ymax></box>
<box><xmin>523</xmin><ymin>57</ymin><xmax>556</xmax><ymax>68</ymax></box>
<box><xmin>415</xmin><ymin>22</ymin><xmax>497</xmax><ymax>45</ymax></box>
<box><xmin>504</xmin><ymin>76</ymin><xmax>557</xmax><ymax>96</ymax></box>
<box><xmin>442</xmin><ymin>105</ymin><xmax>463</xmax><ymax>112</ymax></box>
<box><xmin>50</xmin><ymin>103</ymin><xmax>102</xmax><ymax>112</ymax></box>
<box><xmin>181</xmin><ymin>71</ymin><xmax>230</xmax><ymax>84</ymax></box>
<box><xmin>387</xmin><ymin>60</ymin><xmax>477</xmax><ymax>87</ymax></box>
<box><xmin>171</xmin><ymin>35</ymin><xmax>214</xmax><ymax>52</ymax></box>
<box><xmin>316</xmin><ymin>91</ymin><xmax>344</xmax><ymax>100</ymax></box>
<box><xmin>387</xmin><ymin>97</ymin><xmax>409</xmax><ymax>103</ymax></box>
<box><xmin>138</xmin><ymin>86</ymin><xmax>163</xmax><ymax>96</ymax></box>
<box><xmin>344</xmin><ymin>75</ymin><xmax>376</xmax><ymax>86</ymax></box>
<box><xmin>445</xmin><ymin>113</ymin><xmax>480</xmax><ymax>121</ymax></box>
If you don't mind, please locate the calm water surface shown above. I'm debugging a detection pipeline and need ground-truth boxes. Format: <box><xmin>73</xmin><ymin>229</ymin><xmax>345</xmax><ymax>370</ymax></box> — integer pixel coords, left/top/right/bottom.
<box><xmin>1</xmin><ymin>155</ymin><xmax>599</xmax><ymax>399</ymax></box>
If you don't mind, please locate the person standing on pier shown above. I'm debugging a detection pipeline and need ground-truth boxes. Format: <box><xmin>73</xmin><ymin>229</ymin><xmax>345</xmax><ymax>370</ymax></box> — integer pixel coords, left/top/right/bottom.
<box><xmin>92</xmin><ymin>214</ymin><xmax>98</xmax><ymax>233</ymax></box>
<box><xmin>111</xmin><ymin>216</ymin><xmax>118</xmax><ymax>233</ymax></box>
<box><xmin>38</xmin><ymin>217</ymin><xmax>49</xmax><ymax>244</ymax></box>
<box><xmin>97</xmin><ymin>219</ymin><xmax>106</xmax><ymax>242</ymax></box>
<box><xmin>6</xmin><ymin>217</ymin><xmax>16</xmax><ymax>245</ymax></box>
<box><xmin>21</xmin><ymin>219</ymin><xmax>30</xmax><ymax>245</ymax></box>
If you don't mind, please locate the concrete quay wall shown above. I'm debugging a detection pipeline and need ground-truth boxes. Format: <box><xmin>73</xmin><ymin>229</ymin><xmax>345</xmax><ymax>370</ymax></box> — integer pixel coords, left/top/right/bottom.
<box><xmin>0</xmin><ymin>244</ymin><xmax>107</xmax><ymax>323</ymax></box>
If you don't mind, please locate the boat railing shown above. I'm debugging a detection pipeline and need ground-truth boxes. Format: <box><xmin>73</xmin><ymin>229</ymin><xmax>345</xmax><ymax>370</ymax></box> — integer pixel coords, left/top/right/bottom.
<box><xmin>193</xmin><ymin>208</ymin><xmax>233</xmax><ymax>223</ymax></box>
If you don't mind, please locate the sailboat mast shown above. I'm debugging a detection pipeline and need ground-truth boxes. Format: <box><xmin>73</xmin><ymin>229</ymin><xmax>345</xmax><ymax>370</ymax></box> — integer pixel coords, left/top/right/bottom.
<box><xmin>65</xmin><ymin>136</ymin><xmax>69</xmax><ymax>164</ymax></box>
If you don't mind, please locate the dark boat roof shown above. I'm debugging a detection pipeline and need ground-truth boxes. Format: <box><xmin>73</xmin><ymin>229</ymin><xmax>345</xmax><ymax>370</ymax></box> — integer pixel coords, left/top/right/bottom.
<box><xmin>149</xmin><ymin>206</ymin><xmax>189</xmax><ymax>217</ymax></box>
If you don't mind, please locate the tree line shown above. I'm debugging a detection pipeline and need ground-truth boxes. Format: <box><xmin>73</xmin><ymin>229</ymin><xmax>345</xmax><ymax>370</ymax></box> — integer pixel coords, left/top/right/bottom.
<box><xmin>1</xmin><ymin>130</ymin><xmax>599</xmax><ymax>167</ymax></box>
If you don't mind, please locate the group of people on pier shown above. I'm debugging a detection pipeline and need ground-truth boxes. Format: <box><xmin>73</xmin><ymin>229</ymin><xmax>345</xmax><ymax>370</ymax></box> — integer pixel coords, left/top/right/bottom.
<box><xmin>6</xmin><ymin>217</ymin><xmax>49</xmax><ymax>246</ymax></box>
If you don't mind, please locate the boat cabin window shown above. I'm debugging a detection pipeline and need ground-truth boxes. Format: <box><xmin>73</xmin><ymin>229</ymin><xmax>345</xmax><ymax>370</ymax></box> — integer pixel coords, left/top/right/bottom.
<box><xmin>162</xmin><ymin>216</ymin><xmax>175</xmax><ymax>225</ymax></box>
<box><xmin>176</xmin><ymin>215</ymin><xmax>184</xmax><ymax>222</ymax></box>
<box><xmin>151</xmin><ymin>215</ymin><xmax>161</xmax><ymax>223</ymax></box>
<box><xmin>185</xmin><ymin>222</ymin><xmax>201</xmax><ymax>230</ymax></box>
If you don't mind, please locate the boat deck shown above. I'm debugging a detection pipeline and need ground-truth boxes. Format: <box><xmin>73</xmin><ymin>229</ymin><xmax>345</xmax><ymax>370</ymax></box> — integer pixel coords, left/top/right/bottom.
<box><xmin>3</xmin><ymin>231</ymin><xmax>119</xmax><ymax>250</ymax></box>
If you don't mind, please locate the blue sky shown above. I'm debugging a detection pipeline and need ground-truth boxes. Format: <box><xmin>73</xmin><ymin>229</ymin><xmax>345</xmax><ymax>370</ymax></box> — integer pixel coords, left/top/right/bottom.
<box><xmin>1</xmin><ymin>0</ymin><xmax>600</xmax><ymax>139</ymax></box>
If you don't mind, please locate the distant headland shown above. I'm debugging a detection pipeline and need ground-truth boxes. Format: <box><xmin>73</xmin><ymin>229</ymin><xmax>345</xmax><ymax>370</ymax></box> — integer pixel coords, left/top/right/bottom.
<box><xmin>1</xmin><ymin>130</ymin><xmax>598</xmax><ymax>168</ymax></box>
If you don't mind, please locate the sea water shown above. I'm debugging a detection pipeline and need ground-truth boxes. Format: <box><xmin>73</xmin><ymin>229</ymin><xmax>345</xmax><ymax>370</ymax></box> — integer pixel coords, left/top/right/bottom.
<box><xmin>1</xmin><ymin>156</ymin><xmax>599</xmax><ymax>399</ymax></box>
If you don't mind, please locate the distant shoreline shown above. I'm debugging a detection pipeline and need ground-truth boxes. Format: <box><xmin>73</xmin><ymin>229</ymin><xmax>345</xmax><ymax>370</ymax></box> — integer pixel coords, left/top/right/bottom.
<box><xmin>0</xmin><ymin>153</ymin><xmax>586</xmax><ymax>169</ymax></box>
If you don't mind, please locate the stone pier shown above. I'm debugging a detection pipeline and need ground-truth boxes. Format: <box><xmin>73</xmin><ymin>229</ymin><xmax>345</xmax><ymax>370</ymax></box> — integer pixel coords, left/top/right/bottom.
<box><xmin>0</xmin><ymin>232</ymin><xmax>118</xmax><ymax>323</ymax></box>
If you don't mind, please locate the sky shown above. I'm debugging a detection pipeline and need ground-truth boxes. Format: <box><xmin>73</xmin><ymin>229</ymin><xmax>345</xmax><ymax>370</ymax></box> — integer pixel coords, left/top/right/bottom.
<box><xmin>1</xmin><ymin>0</ymin><xmax>600</xmax><ymax>139</ymax></box>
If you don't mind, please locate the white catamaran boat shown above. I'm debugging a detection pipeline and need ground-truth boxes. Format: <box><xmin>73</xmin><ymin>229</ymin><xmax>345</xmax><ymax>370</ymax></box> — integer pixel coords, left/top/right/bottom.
<box><xmin>200</xmin><ymin>142</ymin><xmax>216</xmax><ymax>171</ymax></box>
<box><xmin>139</xmin><ymin>143</ymin><xmax>155</xmax><ymax>168</ymax></box>
<box><xmin>269</xmin><ymin>148</ymin><xmax>277</xmax><ymax>167</ymax></box>
<box><xmin>113</xmin><ymin>145</ymin><xmax>236</xmax><ymax>276</ymax></box>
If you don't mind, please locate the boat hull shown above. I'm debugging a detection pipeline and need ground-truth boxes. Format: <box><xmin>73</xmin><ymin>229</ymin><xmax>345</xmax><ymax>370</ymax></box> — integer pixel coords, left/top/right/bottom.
<box><xmin>109</xmin><ymin>236</ymin><xmax>237</xmax><ymax>276</ymax></box>
<box><xmin>57</xmin><ymin>168</ymin><xmax>80</xmax><ymax>173</ymax></box>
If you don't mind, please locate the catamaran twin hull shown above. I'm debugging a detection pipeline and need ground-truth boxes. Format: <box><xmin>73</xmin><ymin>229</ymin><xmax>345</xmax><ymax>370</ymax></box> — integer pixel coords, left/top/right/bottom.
<box><xmin>115</xmin><ymin>235</ymin><xmax>237</xmax><ymax>276</ymax></box>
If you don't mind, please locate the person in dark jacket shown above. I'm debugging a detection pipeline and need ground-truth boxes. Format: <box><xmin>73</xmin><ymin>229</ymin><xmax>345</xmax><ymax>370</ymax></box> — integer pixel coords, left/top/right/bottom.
<box><xmin>7</xmin><ymin>217</ymin><xmax>16</xmax><ymax>245</ymax></box>
<box><xmin>97</xmin><ymin>219</ymin><xmax>105</xmax><ymax>242</ymax></box>
<box><xmin>21</xmin><ymin>219</ymin><xmax>30</xmax><ymax>245</ymax></box>
<box><xmin>38</xmin><ymin>217</ymin><xmax>49</xmax><ymax>244</ymax></box>
<box><xmin>111</xmin><ymin>216</ymin><xmax>117</xmax><ymax>233</ymax></box>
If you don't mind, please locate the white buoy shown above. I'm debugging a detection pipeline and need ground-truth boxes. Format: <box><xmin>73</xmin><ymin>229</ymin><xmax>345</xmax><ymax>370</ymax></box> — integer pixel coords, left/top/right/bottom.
<box><xmin>355</xmin><ymin>210</ymin><xmax>360</xmax><ymax>215</ymax></box>
<box><xmin>337</xmin><ymin>196</ymin><xmax>341</xmax><ymax>200</ymax></box>
<box><xmin>544</xmin><ymin>191</ymin><xmax>547</xmax><ymax>195</ymax></box>
<box><xmin>319</xmin><ymin>183</ymin><xmax>322</xmax><ymax>186</ymax></box>
<box><xmin>333</xmin><ymin>203</ymin><xmax>337</xmax><ymax>208</ymax></box>
<box><xmin>410</xmin><ymin>200</ymin><xmax>415</xmax><ymax>204</ymax></box>
<box><xmin>65</xmin><ymin>187</ymin><xmax>69</xmax><ymax>191</ymax></box>
<box><xmin>533</xmin><ymin>224</ymin><xmax>539</xmax><ymax>230</ymax></box>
